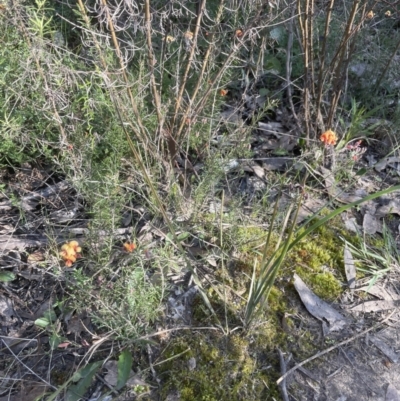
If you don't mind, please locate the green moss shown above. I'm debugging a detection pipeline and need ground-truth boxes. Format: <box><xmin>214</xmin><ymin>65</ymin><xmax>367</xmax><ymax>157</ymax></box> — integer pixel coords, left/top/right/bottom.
<box><xmin>163</xmin><ymin>213</ymin><xmax>358</xmax><ymax>401</ymax></box>
<box><xmin>161</xmin><ymin>278</ymin><xmax>289</xmax><ymax>399</ymax></box>
<box><xmin>287</xmin><ymin>221</ymin><xmax>346</xmax><ymax>300</ymax></box>
<box><xmin>267</xmin><ymin>286</ymin><xmax>287</xmax><ymax>314</ymax></box>
<box><xmin>235</xmin><ymin>226</ymin><xmax>269</xmax><ymax>253</ymax></box>
<box><xmin>158</xmin><ymin>331</ymin><xmax>278</xmax><ymax>400</ymax></box>
<box><xmin>156</xmin><ymin>218</ymin><xmax>356</xmax><ymax>400</ymax></box>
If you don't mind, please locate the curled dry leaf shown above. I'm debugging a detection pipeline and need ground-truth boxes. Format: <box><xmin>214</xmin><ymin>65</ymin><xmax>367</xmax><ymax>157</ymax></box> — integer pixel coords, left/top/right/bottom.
<box><xmin>235</xmin><ymin>29</ymin><xmax>244</xmax><ymax>38</ymax></box>
<box><xmin>369</xmin><ymin>336</ymin><xmax>399</xmax><ymax>364</ymax></box>
<box><xmin>293</xmin><ymin>273</ymin><xmax>349</xmax><ymax>332</ymax></box>
<box><xmin>27</xmin><ymin>250</ymin><xmax>45</xmax><ymax>264</ymax></box>
<box><xmin>184</xmin><ymin>31</ymin><xmax>193</xmax><ymax>40</ymax></box>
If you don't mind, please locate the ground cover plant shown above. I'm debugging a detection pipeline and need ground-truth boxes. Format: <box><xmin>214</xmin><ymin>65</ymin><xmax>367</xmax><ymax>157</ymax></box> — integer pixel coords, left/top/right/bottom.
<box><xmin>2</xmin><ymin>0</ymin><xmax>400</xmax><ymax>400</ymax></box>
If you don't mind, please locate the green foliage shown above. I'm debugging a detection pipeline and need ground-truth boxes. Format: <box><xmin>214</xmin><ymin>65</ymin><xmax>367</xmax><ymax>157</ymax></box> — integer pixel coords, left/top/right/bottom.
<box><xmin>116</xmin><ymin>350</ymin><xmax>134</xmax><ymax>390</ymax></box>
<box><xmin>343</xmin><ymin>222</ymin><xmax>400</xmax><ymax>289</ymax></box>
<box><xmin>65</xmin><ymin>361</ymin><xmax>103</xmax><ymax>401</ymax></box>
<box><xmin>245</xmin><ymin>184</ymin><xmax>400</xmax><ymax>329</ymax></box>
<box><xmin>90</xmin><ymin>262</ymin><xmax>164</xmax><ymax>339</ymax></box>
<box><xmin>0</xmin><ymin>271</ymin><xmax>16</xmax><ymax>282</ymax></box>
<box><xmin>336</xmin><ymin>98</ymin><xmax>382</xmax><ymax>149</ymax></box>
<box><xmin>4</xmin><ymin>0</ymin><xmax>400</xmax><ymax>399</ymax></box>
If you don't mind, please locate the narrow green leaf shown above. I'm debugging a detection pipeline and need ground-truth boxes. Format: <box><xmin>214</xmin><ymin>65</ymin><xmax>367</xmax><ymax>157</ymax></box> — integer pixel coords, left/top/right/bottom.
<box><xmin>0</xmin><ymin>271</ymin><xmax>16</xmax><ymax>282</ymax></box>
<box><xmin>245</xmin><ymin>184</ymin><xmax>400</xmax><ymax>328</ymax></box>
<box><xmin>71</xmin><ymin>361</ymin><xmax>103</xmax><ymax>382</ymax></box>
<box><xmin>177</xmin><ymin>232</ymin><xmax>190</xmax><ymax>241</ymax></box>
<box><xmin>66</xmin><ymin>361</ymin><xmax>103</xmax><ymax>401</ymax></box>
<box><xmin>116</xmin><ymin>350</ymin><xmax>133</xmax><ymax>390</ymax></box>
<box><xmin>35</xmin><ymin>317</ymin><xmax>50</xmax><ymax>328</ymax></box>
<box><xmin>288</xmin><ymin>184</ymin><xmax>400</xmax><ymax>253</ymax></box>
<box><xmin>49</xmin><ymin>333</ymin><xmax>62</xmax><ymax>350</ymax></box>
<box><xmin>43</xmin><ymin>309</ymin><xmax>57</xmax><ymax>323</ymax></box>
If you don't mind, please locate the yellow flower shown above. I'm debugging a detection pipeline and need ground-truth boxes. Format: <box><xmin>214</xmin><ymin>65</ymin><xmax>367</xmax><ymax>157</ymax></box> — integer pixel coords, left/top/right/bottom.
<box><xmin>385</xmin><ymin>10</ymin><xmax>391</xmax><ymax>17</ymax></box>
<box><xmin>184</xmin><ymin>31</ymin><xmax>193</xmax><ymax>41</ymax></box>
<box><xmin>366</xmin><ymin>10</ymin><xmax>374</xmax><ymax>19</ymax></box>
<box><xmin>60</xmin><ymin>241</ymin><xmax>81</xmax><ymax>266</ymax></box>
<box><xmin>320</xmin><ymin>130</ymin><xmax>337</xmax><ymax>146</ymax></box>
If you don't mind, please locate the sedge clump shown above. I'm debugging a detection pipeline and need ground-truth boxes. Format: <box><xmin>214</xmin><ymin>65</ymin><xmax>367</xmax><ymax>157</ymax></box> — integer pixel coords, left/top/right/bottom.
<box><xmin>60</xmin><ymin>241</ymin><xmax>82</xmax><ymax>267</ymax></box>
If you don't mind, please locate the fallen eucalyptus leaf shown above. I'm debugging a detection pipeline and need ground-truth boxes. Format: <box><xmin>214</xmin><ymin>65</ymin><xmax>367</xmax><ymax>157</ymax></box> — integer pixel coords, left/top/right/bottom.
<box><xmin>363</xmin><ymin>213</ymin><xmax>381</xmax><ymax>234</ymax></box>
<box><xmin>386</xmin><ymin>383</ymin><xmax>400</xmax><ymax>401</ymax></box>
<box><xmin>369</xmin><ymin>336</ymin><xmax>399</xmax><ymax>363</ymax></box>
<box><xmin>374</xmin><ymin>157</ymin><xmax>400</xmax><ymax>172</ymax></box>
<box><xmin>293</xmin><ymin>274</ymin><xmax>349</xmax><ymax>332</ymax></box>
<box><xmin>344</xmin><ymin>244</ymin><xmax>356</xmax><ymax>289</ymax></box>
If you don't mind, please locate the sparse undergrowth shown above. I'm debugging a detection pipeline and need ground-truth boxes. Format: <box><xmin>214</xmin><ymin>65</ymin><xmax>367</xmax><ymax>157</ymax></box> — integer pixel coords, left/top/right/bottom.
<box><xmin>2</xmin><ymin>0</ymin><xmax>400</xmax><ymax>400</ymax></box>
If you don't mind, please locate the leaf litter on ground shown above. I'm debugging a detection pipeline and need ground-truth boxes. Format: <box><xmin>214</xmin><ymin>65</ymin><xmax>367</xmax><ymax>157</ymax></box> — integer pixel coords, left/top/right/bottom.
<box><xmin>293</xmin><ymin>274</ymin><xmax>349</xmax><ymax>333</ymax></box>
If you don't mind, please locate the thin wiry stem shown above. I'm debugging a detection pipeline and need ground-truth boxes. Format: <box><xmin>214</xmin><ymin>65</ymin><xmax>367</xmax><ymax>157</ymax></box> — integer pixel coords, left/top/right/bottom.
<box><xmin>315</xmin><ymin>0</ymin><xmax>336</xmax><ymax>131</ymax></box>
<box><xmin>169</xmin><ymin>0</ymin><xmax>206</xmax><ymax>159</ymax></box>
<box><xmin>97</xmin><ymin>0</ymin><xmax>150</xmax><ymax>145</ymax></box>
<box><xmin>144</xmin><ymin>0</ymin><xmax>163</xmax><ymax>127</ymax></box>
<box><xmin>374</xmin><ymin>38</ymin><xmax>400</xmax><ymax>92</ymax></box>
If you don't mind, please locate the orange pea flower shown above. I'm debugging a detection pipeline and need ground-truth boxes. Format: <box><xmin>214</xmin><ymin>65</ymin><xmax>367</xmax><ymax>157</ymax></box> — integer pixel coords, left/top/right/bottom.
<box><xmin>60</xmin><ymin>240</ymin><xmax>81</xmax><ymax>266</ymax></box>
<box><xmin>320</xmin><ymin>130</ymin><xmax>337</xmax><ymax>146</ymax></box>
<box><xmin>235</xmin><ymin>29</ymin><xmax>244</xmax><ymax>38</ymax></box>
<box><xmin>220</xmin><ymin>89</ymin><xmax>229</xmax><ymax>96</ymax></box>
<box><xmin>123</xmin><ymin>242</ymin><xmax>136</xmax><ymax>253</ymax></box>
<box><xmin>366</xmin><ymin>10</ymin><xmax>374</xmax><ymax>19</ymax></box>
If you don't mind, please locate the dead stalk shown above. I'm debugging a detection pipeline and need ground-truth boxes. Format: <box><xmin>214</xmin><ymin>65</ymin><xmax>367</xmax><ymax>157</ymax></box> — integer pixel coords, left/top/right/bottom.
<box><xmin>328</xmin><ymin>4</ymin><xmax>359</xmax><ymax>125</ymax></box>
<box><xmin>95</xmin><ymin>0</ymin><xmax>150</xmax><ymax>145</ymax></box>
<box><xmin>169</xmin><ymin>0</ymin><xmax>206</xmax><ymax>137</ymax></box>
<box><xmin>315</xmin><ymin>0</ymin><xmax>335</xmax><ymax>130</ymax></box>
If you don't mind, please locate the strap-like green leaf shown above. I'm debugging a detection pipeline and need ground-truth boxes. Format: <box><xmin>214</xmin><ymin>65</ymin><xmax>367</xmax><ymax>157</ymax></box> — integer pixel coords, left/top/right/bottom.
<box><xmin>116</xmin><ymin>350</ymin><xmax>133</xmax><ymax>390</ymax></box>
<box><xmin>66</xmin><ymin>361</ymin><xmax>103</xmax><ymax>401</ymax></box>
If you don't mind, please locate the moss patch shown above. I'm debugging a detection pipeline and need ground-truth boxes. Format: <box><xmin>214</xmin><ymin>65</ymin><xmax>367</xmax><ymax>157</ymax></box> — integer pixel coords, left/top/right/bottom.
<box><xmin>157</xmin><ymin>331</ymin><xmax>281</xmax><ymax>400</ymax></box>
<box><xmin>287</xmin><ymin>221</ymin><xmax>346</xmax><ymax>300</ymax></box>
<box><xmin>156</xmin><ymin>217</ymin><xmax>354</xmax><ymax>399</ymax></box>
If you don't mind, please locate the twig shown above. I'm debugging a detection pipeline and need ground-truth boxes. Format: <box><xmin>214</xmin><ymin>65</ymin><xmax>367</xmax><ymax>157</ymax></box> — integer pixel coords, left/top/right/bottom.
<box><xmin>147</xmin><ymin>343</ymin><xmax>157</xmax><ymax>383</ymax></box>
<box><xmin>374</xmin><ymin>38</ymin><xmax>400</xmax><ymax>91</ymax></box>
<box><xmin>0</xmin><ymin>227</ymin><xmax>134</xmax><ymax>251</ymax></box>
<box><xmin>277</xmin><ymin>348</ymin><xmax>291</xmax><ymax>401</ymax></box>
<box><xmin>277</xmin><ymin>310</ymin><xmax>396</xmax><ymax>385</ymax></box>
